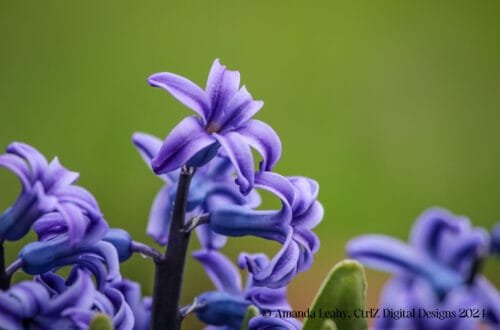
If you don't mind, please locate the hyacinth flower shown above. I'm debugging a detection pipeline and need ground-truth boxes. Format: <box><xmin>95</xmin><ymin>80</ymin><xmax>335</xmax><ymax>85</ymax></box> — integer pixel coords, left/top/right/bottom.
<box><xmin>147</xmin><ymin>59</ymin><xmax>281</xmax><ymax>195</ymax></box>
<box><xmin>347</xmin><ymin>208</ymin><xmax>500</xmax><ymax>329</ymax></box>
<box><xmin>207</xmin><ymin>171</ymin><xmax>323</xmax><ymax>288</ymax></box>
<box><xmin>7</xmin><ymin>208</ymin><xmax>121</xmax><ymax>288</ymax></box>
<box><xmin>0</xmin><ymin>268</ymin><xmax>138</xmax><ymax>330</ymax></box>
<box><xmin>132</xmin><ymin>133</ymin><xmax>260</xmax><ymax>248</ymax></box>
<box><xmin>0</xmin><ymin>142</ymin><xmax>102</xmax><ymax>244</ymax></box>
<box><xmin>183</xmin><ymin>249</ymin><xmax>301</xmax><ymax>329</ymax></box>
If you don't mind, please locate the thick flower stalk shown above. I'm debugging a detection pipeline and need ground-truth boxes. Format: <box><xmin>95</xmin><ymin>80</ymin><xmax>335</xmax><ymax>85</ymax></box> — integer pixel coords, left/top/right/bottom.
<box><xmin>347</xmin><ymin>208</ymin><xmax>500</xmax><ymax>329</ymax></box>
<box><xmin>186</xmin><ymin>249</ymin><xmax>301</xmax><ymax>329</ymax></box>
<box><xmin>147</xmin><ymin>59</ymin><xmax>281</xmax><ymax>194</ymax></box>
<box><xmin>208</xmin><ymin>171</ymin><xmax>323</xmax><ymax>288</ymax></box>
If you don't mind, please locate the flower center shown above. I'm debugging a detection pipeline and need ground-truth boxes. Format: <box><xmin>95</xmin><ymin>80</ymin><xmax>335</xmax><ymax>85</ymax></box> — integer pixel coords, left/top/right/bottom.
<box><xmin>205</xmin><ymin>122</ymin><xmax>221</xmax><ymax>134</ymax></box>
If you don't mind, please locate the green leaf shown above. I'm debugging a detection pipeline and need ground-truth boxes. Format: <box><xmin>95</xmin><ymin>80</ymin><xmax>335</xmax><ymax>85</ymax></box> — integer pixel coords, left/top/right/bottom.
<box><xmin>240</xmin><ymin>305</ymin><xmax>259</xmax><ymax>330</ymax></box>
<box><xmin>303</xmin><ymin>259</ymin><xmax>367</xmax><ymax>330</ymax></box>
<box><xmin>321</xmin><ymin>319</ymin><xmax>338</xmax><ymax>330</ymax></box>
<box><xmin>89</xmin><ymin>313</ymin><xmax>114</xmax><ymax>330</ymax></box>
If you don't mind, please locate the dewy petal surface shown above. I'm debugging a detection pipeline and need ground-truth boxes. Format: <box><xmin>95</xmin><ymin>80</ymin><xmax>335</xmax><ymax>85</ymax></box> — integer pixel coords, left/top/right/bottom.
<box><xmin>148</xmin><ymin>72</ymin><xmax>210</xmax><ymax>121</ymax></box>
<box><xmin>151</xmin><ymin>116</ymin><xmax>216</xmax><ymax>174</ymax></box>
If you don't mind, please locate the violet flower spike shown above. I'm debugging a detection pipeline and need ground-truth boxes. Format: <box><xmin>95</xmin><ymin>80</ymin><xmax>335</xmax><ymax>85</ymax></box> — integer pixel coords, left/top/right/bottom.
<box><xmin>147</xmin><ymin>59</ymin><xmax>282</xmax><ymax>194</ymax></box>
<box><xmin>209</xmin><ymin>172</ymin><xmax>323</xmax><ymax>288</ymax></box>
<box><xmin>132</xmin><ymin>132</ymin><xmax>260</xmax><ymax>248</ymax></box>
<box><xmin>187</xmin><ymin>249</ymin><xmax>301</xmax><ymax>329</ymax></box>
<box><xmin>347</xmin><ymin>207</ymin><xmax>500</xmax><ymax>328</ymax></box>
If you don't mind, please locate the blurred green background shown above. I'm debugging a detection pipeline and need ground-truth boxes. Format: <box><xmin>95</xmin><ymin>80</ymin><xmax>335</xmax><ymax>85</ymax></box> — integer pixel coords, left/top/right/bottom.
<box><xmin>1</xmin><ymin>1</ymin><xmax>499</xmax><ymax>328</ymax></box>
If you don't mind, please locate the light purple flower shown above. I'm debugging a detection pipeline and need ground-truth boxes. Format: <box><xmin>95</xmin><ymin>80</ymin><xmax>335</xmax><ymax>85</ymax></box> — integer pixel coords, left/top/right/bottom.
<box><xmin>347</xmin><ymin>208</ymin><xmax>500</xmax><ymax>328</ymax></box>
<box><xmin>147</xmin><ymin>59</ymin><xmax>281</xmax><ymax>194</ymax></box>
<box><xmin>110</xmin><ymin>280</ymin><xmax>152</xmax><ymax>330</ymax></box>
<box><xmin>0</xmin><ymin>142</ymin><xmax>102</xmax><ymax>244</ymax></box>
<box><xmin>209</xmin><ymin>172</ymin><xmax>323</xmax><ymax>288</ymax></box>
<box><xmin>132</xmin><ymin>132</ymin><xmax>260</xmax><ymax>247</ymax></box>
<box><xmin>188</xmin><ymin>249</ymin><xmax>301</xmax><ymax>329</ymax></box>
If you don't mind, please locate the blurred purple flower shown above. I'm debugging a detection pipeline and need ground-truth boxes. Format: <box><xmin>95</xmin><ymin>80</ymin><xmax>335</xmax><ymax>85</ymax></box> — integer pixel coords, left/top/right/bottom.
<box><xmin>209</xmin><ymin>172</ymin><xmax>323</xmax><ymax>288</ymax></box>
<box><xmin>147</xmin><ymin>59</ymin><xmax>281</xmax><ymax>194</ymax></box>
<box><xmin>188</xmin><ymin>249</ymin><xmax>301</xmax><ymax>329</ymax></box>
<box><xmin>347</xmin><ymin>208</ymin><xmax>500</xmax><ymax>328</ymax></box>
<box><xmin>132</xmin><ymin>133</ymin><xmax>260</xmax><ymax>247</ymax></box>
<box><xmin>0</xmin><ymin>142</ymin><xmax>102</xmax><ymax>244</ymax></box>
<box><xmin>0</xmin><ymin>268</ymin><xmax>139</xmax><ymax>330</ymax></box>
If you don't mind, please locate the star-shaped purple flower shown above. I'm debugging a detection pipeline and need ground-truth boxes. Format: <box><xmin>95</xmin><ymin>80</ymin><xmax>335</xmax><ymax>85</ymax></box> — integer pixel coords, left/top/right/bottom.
<box><xmin>147</xmin><ymin>59</ymin><xmax>281</xmax><ymax>194</ymax></box>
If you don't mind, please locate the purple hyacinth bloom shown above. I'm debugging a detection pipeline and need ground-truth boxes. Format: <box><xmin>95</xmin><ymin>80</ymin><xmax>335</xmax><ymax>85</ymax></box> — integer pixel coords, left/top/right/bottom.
<box><xmin>132</xmin><ymin>132</ymin><xmax>260</xmax><ymax>247</ymax></box>
<box><xmin>189</xmin><ymin>250</ymin><xmax>301</xmax><ymax>329</ymax></box>
<box><xmin>18</xmin><ymin>210</ymin><xmax>119</xmax><ymax>289</ymax></box>
<box><xmin>147</xmin><ymin>59</ymin><xmax>281</xmax><ymax>194</ymax></box>
<box><xmin>0</xmin><ymin>270</ymin><xmax>99</xmax><ymax>330</ymax></box>
<box><xmin>0</xmin><ymin>142</ymin><xmax>102</xmax><ymax>244</ymax></box>
<box><xmin>347</xmin><ymin>208</ymin><xmax>500</xmax><ymax>328</ymax></box>
<box><xmin>209</xmin><ymin>172</ymin><xmax>323</xmax><ymax>288</ymax></box>
<box><xmin>110</xmin><ymin>280</ymin><xmax>152</xmax><ymax>330</ymax></box>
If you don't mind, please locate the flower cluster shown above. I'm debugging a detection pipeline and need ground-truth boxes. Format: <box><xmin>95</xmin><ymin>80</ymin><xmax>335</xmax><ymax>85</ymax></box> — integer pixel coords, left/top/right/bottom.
<box><xmin>136</xmin><ymin>59</ymin><xmax>324</xmax><ymax>328</ymax></box>
<box><xmin>347</xmin><ymin>208</ymin><xmax>500</xmax><ymax>329</ymax></box>
<box><xmin>0</xmin><ymin>59</ymin><xmax>324</xmax><ymax>330</ymax></box>
<box><xmin>0</xmin><ymin>142</ymin><xmax>151</xmax><ymax>329</ymax></box>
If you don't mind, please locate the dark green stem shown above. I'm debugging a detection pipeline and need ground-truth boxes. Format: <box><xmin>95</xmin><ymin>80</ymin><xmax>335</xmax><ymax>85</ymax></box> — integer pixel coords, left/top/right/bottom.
<box><xmin>0</xmin><ymin>243</ymin><xmax>10</xmax><ymax>290</ymax></box>
<box><xmin>151</xmin><ymin>166</ymin><xmax>195</xmax><ymax>330</ymax></box>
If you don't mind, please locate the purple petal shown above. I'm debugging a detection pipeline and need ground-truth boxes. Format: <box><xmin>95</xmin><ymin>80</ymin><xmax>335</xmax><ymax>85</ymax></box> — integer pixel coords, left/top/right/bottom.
<box><xmin>148</xmin><ymin>72</ymin><xmax>210</xmax><ymax>121</ymax></box>
<box><xmin>0</xmin><ymin>154</ymin><xmax>31</xmax><ymax>188</ymax></box>
<box><xmin>6</xmin><ymin>142</ymin><xmax>48</xmax><ymax>180</ymax></box>
<box><xmin>249</xmin><ymin>316</ymin><xmax>301</xmax><ymax>330</ymax></box>
<box><xmin>254</xmin><ymin>172</ymin><xmax>295</xmax><ymax>207</ymax></box>
<box><xmin>104</xmin><ymin>288</ymin><xmax>135</xmax><ymax>330</ymax></box>
<box><xmin>473</xmin><ymin>276</ymin><xmax>500</xmax><ymax>325</ymax></box>
<box><xmin>205</xmin><ymin>59</ymin><xmax>240</xmax><ymax>123</ymax></box>
<box><xmin>192</xmin><ymin>250</ymin><xmax>242</xmax><ymax>294</ymax></box>
<box><xmin>217</xmin><ymin>85</ymin><xmax>264</xmax><ymax>131</ymax></box>
<box><xmin>151</xmin><ymin>116</ymin><xmax>216</xmax><ymax>174</ymax></box>
<box><xmin>213</xmin><ymin>132</ymin><xmax>254</xmax><ymax>195</ymax></box>
<box><xmin>288</xmin><ymin>176</ymin><xmax>319</xmax><ymax>215</ymax></box>
<box><xmin>292</xmin><ymin>201</ymin><xmax>324</xmax><ymax>229</ymax></box>
<box><xmin>409</xmin><ymin>208</ymin><xmax>463</xmax><ymax>258</ymax></box>
<box><xmin>210</xmin><ymin>207</ymin><xmax>290</xmax><ymax>243</ymax></box>
<box><xmin>245</xmin><ymin>286</ymin><xmax>290</xmax><ymax>311</ymax></box>
<box><xmin>238</xmin><ymin>120</ymin><xmax>281</xmax><ymax>171</ymax></box>
<box><xmin>46</xmin><ymin>269</ymin><xmax>95</xmax><ymax>314</ymax></box>
<box><xmin>240</xmin><ymin>230</ymin><xmax>300</xmax><ymax>288</ymax></box>
<box><xmin>195</xmin><ymin>224</ymin><xmax>227</xmax><ymax>250</ymax></box>
<box><xmin>347</xmin><ymin>235</ymin><xmax>464</xmax><ymax>295</ymax></box>
<box><xmin>146</xmin><ymin>186</ymin><xmax>172</xmax><ymax>246</ymax></box>
<box><xmin>132</xmin><ymin>132</ymin><xmax>162</xmax><ymax>166</ymax></box>
<box><xmin>42</xmin><ymin>157</ymin><xmax>79</xmax><ymax>193</ymax></box>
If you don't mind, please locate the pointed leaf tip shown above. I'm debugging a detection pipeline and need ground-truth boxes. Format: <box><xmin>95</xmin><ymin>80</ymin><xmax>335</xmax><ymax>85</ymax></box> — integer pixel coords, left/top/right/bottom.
<box><xmin>303</xmin><ymin>259</ymin><xmax>367</xmax><ymax>330</ymax></box>
<box><xmin>89</xmin><ymin>313</ymin><xmax>113</xmax><ymax>330</ymax></box>
<box><xmin>240</xmin><ymin>305</ymin><xmax>259</xmax><ymax>330</ymax></box>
